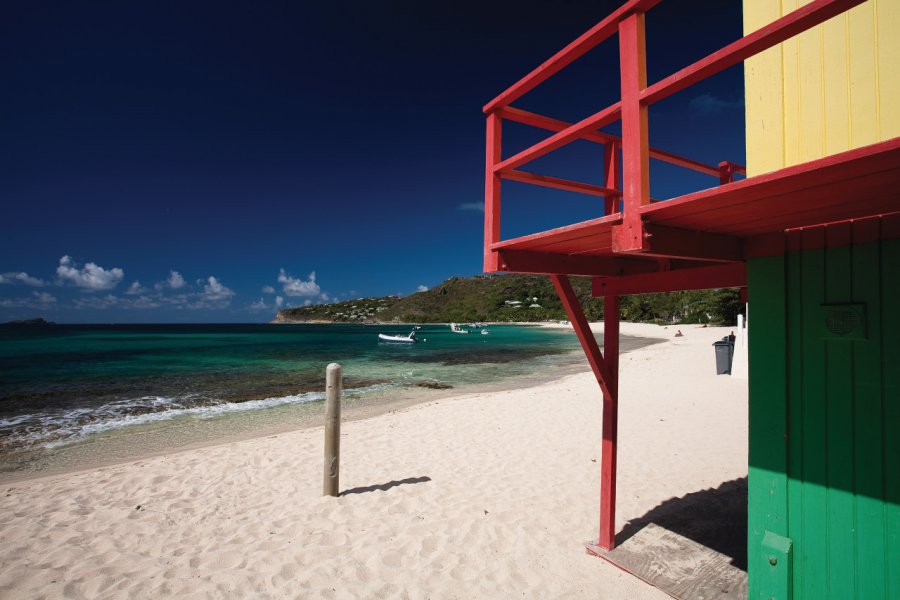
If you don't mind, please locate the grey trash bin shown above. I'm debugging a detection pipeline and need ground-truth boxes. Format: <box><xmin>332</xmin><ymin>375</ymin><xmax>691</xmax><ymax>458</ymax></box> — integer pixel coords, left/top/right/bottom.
<box><xmin>713</xmin><ymin>338</ymin><xmax>734</xmax><ymax>375</ymax></box>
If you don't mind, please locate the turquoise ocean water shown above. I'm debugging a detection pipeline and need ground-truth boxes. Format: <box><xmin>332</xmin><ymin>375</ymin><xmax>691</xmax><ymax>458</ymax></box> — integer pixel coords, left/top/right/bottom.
<box><xmin>0</xmin><ymin>323</ymin><xmax>651</xmax><ymax>477</ymax></box>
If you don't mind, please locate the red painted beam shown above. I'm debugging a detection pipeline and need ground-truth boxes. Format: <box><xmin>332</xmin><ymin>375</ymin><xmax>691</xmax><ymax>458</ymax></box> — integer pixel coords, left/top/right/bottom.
<box><xmin>599</xmin><ymin>293</ymin><xmax>620</xmax><ymax>550</ymax></box>
<box><xmin>591</xmin><ymin>262</ymin><xmax>747</xmax><ymax>297</ymax></box>
<box><xmin>494</xmin><ymin>103</ymin><xmax>622</xmax><ymax>174</ymax></box>
<box><xmin>612</xmin><ymin>12</ymin><xmax>650</xmax><ymax>254</ymax></box>
<box><xmin>499</xmin><ymin>106</ymin><xmax>727</xmax><ymax>179</ymax></box>
<box><xmin>490</xmin><ymin>213</ymin><xmax>621</xmax><ymax>253</ymax></box>
<box><xmin>640</xmin><ymin>0</ymin><xmax>866</xmax><ymax>107</ymax></box>
<box><xmin>649</xmin><ymin>146</ymin><xmax>721</xmax><ymax>178</ymax></box>
<box><xmin>484</xmin><ymin>113</ymin><xmax>502</xmax><ymax>273</ymax></box>
<box><xmin>501</xmin><ymin>170</ymin><xmax>620</xmax><ymax>199</ymax></box>
<box><xmin>498</xmin><ymin>107</ymin><xmax>614</xmax><ymax>145</ymax></box>
<box><xmin>641</xmin><ymin>224</ymin><xmax>744</xmax><ymax>262</ymax></box>
<box><xmin>483</xmin><ymin>0</ymin><xmax>663</xmax><ymax>114</ymax></box>
<box><xmin>498</xmin><ymin>250</ymin><xmax>660</xmax><ymax>277</ymax></box>
<box><xmin>550</xmin><ymin>275</ymin><xmax>613</xmax><ymax>400</ymax></box>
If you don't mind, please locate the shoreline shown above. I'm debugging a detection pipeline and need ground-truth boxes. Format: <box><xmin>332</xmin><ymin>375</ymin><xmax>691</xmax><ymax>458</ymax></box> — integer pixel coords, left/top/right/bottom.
<box><xmin>0</xmin><ymin>326</ymin><xmax>665</xmax><ymax>484</ymax></box>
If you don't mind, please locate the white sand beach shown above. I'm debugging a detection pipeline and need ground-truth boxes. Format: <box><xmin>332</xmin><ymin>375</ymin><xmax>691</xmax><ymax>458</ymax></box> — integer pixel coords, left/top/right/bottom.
<box><xmin>0</xmin><ymin>323</ymin><xmax>747</xmax><ymax>599</ymax></box>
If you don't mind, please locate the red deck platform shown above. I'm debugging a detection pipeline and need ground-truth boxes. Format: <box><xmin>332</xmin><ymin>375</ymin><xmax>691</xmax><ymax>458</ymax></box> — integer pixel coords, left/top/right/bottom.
<box><xmin>493</xmin><ymin>137</ymin><xmax>900</xmax><ymax>274</ymax></box>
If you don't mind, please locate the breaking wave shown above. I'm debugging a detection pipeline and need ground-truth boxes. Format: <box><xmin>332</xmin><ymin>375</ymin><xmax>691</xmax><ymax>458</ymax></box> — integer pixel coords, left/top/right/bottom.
<box><xmin>0</xmin><ymin>383</ymin><xmax>391</xmax><ymax>452</ymax></box>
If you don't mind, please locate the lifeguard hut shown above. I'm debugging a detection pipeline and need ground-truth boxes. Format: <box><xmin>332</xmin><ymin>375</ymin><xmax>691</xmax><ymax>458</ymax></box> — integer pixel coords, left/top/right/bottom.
<box><xmin>482</xmin><ymin>0</ymin><xmax>898</xmax><ymax>598</ymax></box>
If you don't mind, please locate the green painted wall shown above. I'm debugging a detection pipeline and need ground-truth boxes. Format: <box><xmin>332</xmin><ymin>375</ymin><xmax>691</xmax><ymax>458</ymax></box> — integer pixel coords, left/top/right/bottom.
<box><xmin>747</xmin><ymin>232</ymin><xmax>899</xmax><ymax>600</ymax></box>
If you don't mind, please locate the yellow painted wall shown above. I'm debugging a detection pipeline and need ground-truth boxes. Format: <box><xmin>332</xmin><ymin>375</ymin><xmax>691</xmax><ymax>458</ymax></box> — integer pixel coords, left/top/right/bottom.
<box><xmin>743</xmin><ymin>0</ymin><xmax>900</xmax><ymax>177</ymax></box>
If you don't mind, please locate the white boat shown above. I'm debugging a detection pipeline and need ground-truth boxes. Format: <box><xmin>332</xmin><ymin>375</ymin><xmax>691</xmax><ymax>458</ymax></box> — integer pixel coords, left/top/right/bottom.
<box><xmin>450</xmin><ymin>323</ymin><xmax>469</xmax><ymax>334</ymax></box>
<box><xmin>378</xmin><ymin>328</ymin><xmax>419</xmax><ymax>343</ymax></box>
<box><xmin>480</xmin><ymin>329</ymin><xmax>490</xmax><ymax>335</ymax></box>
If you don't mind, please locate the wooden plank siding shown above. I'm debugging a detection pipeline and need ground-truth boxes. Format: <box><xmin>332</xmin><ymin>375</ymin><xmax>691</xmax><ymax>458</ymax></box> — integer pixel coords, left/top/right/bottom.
<box><xmin>744</xmin><ymin>3</ymin><xmax>899</xmax><ymax>596</ymax></box>
<box><xmin>743</xmin><ymin>0</ymin><xmax>900</xmax><ymax>177</ymax></box>
<box><xmin>747</xmin><ymin>229</ymin><xmax>899</xmax><ymax>599</ymax></box>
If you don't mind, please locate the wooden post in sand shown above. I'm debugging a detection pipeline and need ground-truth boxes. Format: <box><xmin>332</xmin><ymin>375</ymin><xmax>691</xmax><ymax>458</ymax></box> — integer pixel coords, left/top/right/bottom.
<box><xmin>323</xmin><ymin>363</ymin><xmax>342</xmax><ymax>496</ymax></box>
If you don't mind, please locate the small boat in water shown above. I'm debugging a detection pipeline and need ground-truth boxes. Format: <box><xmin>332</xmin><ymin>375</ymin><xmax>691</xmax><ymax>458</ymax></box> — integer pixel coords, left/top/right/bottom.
<box><xmin>450</xmin><ymin>323</ymin><xmax>469</xmax><ymax>334</ymax></box>
<box><xmin>378</xmin><ymin>327</ymin><xmax>420</xmax><ymax>343</ymax></box>
<box><xmin>480</xmin><ymin>329</ymin><xmax>490</xmax><ymax>335</ymax></box>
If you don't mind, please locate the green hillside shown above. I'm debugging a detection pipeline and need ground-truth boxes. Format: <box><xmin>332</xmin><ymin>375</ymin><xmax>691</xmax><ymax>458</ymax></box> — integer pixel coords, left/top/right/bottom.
<box><xmin>274</xmin><ymin>273</ymin><xmax>742</xmax><ymax>325</ymax></box>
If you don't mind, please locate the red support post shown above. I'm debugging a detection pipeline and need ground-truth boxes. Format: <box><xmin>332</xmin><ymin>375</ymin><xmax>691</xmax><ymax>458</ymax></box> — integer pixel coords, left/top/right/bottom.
<box><xmin>612</xmin><ymin>12</ymin><xmax>650</xmax><ymax>254</ymax></box>
<box><xmin>484</xmin><ymin>113</ymin><xmax>502</xmax><ymax>272</ymax></box>
<box><xmin>719</xmin><ymin>160</ymin><xmax>736</xmax><ymax>185</ymax></box>
<box><xmin>603</xmin><ymin>141</ymin><xmax>620</xmax><ymax>215</ymax></box>
<box><xmin>599</xmin><ymin>294</ymin><xmax>620</xmax><ymax>549</ymax></box>
<box><xmin>549</xmin><ymin>275</ymin><xmax>619</xmax><ymax>550</ymax></box>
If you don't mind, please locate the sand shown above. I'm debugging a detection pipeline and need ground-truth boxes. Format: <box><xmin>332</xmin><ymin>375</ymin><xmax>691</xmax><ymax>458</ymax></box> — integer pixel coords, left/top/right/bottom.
<box><xmin>0</xmin><ymin>323</ymin><xmax>747</xmax><ymax>599</ymax></box>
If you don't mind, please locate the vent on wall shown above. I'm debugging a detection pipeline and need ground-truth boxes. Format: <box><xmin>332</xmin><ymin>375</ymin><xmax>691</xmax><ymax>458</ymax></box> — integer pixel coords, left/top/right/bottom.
<box><xmin>820</xmin><ymin>304</ymin><xmax>867</xmax><ymax>340</ymax></box>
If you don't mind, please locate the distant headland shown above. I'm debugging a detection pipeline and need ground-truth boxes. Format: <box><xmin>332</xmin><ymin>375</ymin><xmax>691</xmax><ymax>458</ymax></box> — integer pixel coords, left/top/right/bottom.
<box><xmin>3</xmin><ymin>318</ymin><xmax>57</xmax><ymax>326</ymax></box>
<box><xmin>273</xmin><ymin>273</ymin><xmax>742</xmax><ymax>326</ymax></box>
<box><xmin>273</xmin><ymin>274</ymin><xmax>590</xmax><ymax>325</ymax></box>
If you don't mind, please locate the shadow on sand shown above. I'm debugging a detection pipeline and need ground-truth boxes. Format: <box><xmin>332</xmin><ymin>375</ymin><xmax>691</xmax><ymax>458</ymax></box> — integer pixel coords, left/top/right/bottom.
<box><xmin>617</xmin><ymin>477</ymin><xmax>748</xmax><ymax>570</ymax></box>
<box><xmin>340</xmin><ymin>476</ymin><xmax>432</xmax><ymax>496</ymax></box>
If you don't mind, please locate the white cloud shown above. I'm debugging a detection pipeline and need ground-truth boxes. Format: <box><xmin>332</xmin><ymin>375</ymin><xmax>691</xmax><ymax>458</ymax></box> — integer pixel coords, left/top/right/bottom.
<box><xmin>155</xmin><ymin>270</ymin><xmax>187</xmax><ymax>291</ymax></box>
<box><xmin>416</xmin><ymin>284</ymin><xmax>429</xmax><ymax>292</ymax></box>
<box><xmin>57</xmin><ymin>255</ymin><xmax>124</xmax><ymax>290</ymax></box>
<box><xmin>201</xmin><ymin>276</ymin><xmax>235</xmax><ymax>302</ymax></box>
<box><xmin>262</xmin><ymin>285</ymin><xmax>275</xmax><ymax>294</ymax></box>
<box><xmin>458</xmin><ymin>202</ymin><xmax>484</xmax><ymax>212</ymax></box>
<box><xmin>303</xmin><ymin>299</ymin><xmax>313</xmax><ymax>306</ymax></box>
<box><xmin>275</xmin><ymin>296</ymin><xmax>284</xmax><ymax>308</ymax></box>
<box><xmin>32</xmin><ymin>291</ymin><xmax>57</xmax><ymax>305</ymax></box>
<box><xmin>0</xmin><ymin>272</ymin><xmax>45</xmax><ymax>287</ymax></box>
<box><xmin>249</xmin><ymin>298</ymin><xmax>268</xmax><ymax>311</ymax></box>
<box><xmin>167</xmin><ymin>294</ymin><xmax>189</xmax><ymax>306</ymax></box>
<box><xmin>278</xmin><ymin>269</ymin><xmax>321</xmax><ymax>297</ymax></box>
<box><xmin>0</xmin><ymin>291</ymin><xmax>56</xmax><ymax>308</ymax></box>
<box><xmin>74</xmin><ymin>294</ymin><xmax>119</xmax><ymax>309</ymax></box>
<box><xmin>167</xmin><ymin>271</ymin><xmax>186</xmax><ymax>289</ymax></box>
<box><xmin>131</xmin><ymin>295</ymin><xmax>161</xmax><ymax>309</ymax></box>
<box><xmin>125</xmin><ymin>281</ymin><xmax>145</xmax><ymax>295</ymax></box>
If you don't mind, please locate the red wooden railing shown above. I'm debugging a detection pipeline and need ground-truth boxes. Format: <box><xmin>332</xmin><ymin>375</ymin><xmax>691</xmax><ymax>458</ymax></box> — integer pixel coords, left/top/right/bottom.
<box><xmin>483</xmin><ymin>0</ymin><xmax>866</xmax><ymax>272</ymax></box>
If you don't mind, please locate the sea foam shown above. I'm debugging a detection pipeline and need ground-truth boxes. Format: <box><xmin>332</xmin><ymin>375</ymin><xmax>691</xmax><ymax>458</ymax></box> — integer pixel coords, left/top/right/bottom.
<box><xmin>0</xmin><ymin>383</ymin><xmax>391</xmax><ymax>452</ymax></box>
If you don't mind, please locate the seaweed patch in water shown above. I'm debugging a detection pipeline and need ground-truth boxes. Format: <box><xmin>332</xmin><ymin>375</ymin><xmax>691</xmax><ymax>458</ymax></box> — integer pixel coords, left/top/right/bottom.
<box><xmin>394</xmin><ymin>347</ymin><xmax>568</xmax><ymax>366</ymax></box>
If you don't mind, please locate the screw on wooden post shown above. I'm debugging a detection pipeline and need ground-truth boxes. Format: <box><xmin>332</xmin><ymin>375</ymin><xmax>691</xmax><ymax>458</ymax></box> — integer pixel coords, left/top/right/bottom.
<box><xmin>323</xmin><ymin>363</ymin><xmax>342</xmax><ymax>497</ymax></box>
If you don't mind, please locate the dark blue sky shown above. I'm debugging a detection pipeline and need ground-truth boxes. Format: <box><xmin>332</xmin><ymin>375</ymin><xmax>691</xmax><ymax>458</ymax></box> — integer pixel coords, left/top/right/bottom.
<box><xmin>1</xmin><ymin>0</ymin><xmax>744</xmax><ymax>322</ymax></box>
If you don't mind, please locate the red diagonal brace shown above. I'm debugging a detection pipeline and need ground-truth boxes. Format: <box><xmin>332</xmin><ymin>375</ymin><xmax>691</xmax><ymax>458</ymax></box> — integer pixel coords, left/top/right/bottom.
<box><xmin>551</xmin><ymin>275</ymin><xmax>613</xmax><ymax>398</ymax></box>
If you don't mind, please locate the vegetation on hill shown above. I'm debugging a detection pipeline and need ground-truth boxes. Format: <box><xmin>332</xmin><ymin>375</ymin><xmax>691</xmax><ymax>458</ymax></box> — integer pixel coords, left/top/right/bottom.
<box><xmin>274</xmin><ymin>274</ymin><xmax>743</xmax><ymax>325</ymax></box>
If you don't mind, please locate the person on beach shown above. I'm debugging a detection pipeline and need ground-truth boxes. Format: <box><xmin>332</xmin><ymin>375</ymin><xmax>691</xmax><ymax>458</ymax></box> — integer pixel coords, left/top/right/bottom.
<box><xmin>674</xmin><ymin>329</ymin><xmax>683</xmax><ymax>337</ymax></box>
